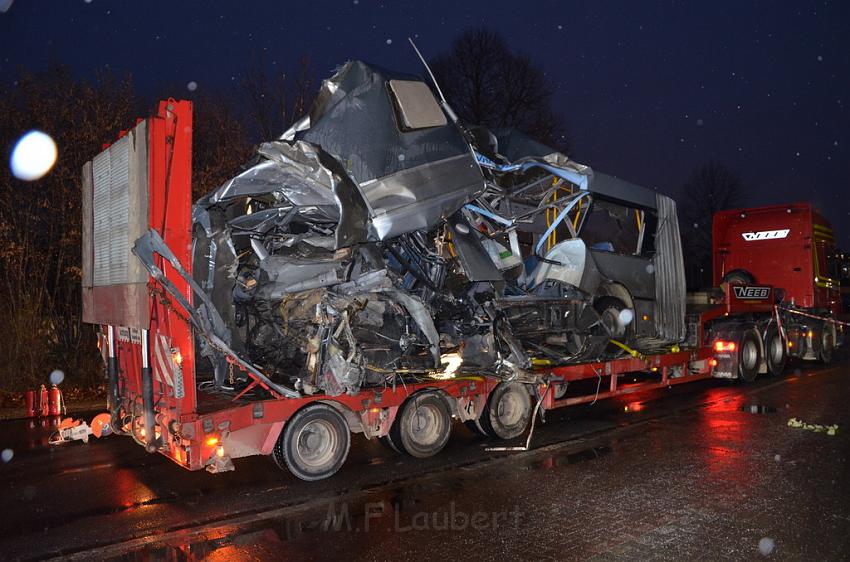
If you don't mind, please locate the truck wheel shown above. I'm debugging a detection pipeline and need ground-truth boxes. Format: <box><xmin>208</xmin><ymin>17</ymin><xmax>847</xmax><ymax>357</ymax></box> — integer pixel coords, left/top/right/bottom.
<box><xmin>390</xmin><ymin>391</ymin><xmax>452</xmax><ymax>458</ymax></box>
<box><xmin>765</xmin><ymin>325</ymin><xmax>786</xmax><ymax>376</ymax></box>
<box><xmin>820</xmin><ymin>324</ymin><xmax>835</xmax><ymax>364</ymax></box>
<box><xmin>738</xmin><ymin>329</ymin><xmax>762</xmax><ymax>383</ymax></box>
<box><xmin>273</xmin><ymin>403</ymin><xmax>350</xmax><ymax>481</ymax></box>
<box><xmin>721</xmin><ymin>269</ymin><xmax>755</xmax><ymax>285</ymax></box>
<box><xmin>480</xmin><ymin>382</ymin><xmax>532</xmax><ymax>440</ymax></box>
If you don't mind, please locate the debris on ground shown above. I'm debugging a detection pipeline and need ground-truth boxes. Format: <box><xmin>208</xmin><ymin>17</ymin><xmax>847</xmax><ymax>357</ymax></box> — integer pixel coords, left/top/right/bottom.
<box><xmin>787</xmin><ymin>418</ymin><xmax>839</xmax><ymax>435</ymax></box>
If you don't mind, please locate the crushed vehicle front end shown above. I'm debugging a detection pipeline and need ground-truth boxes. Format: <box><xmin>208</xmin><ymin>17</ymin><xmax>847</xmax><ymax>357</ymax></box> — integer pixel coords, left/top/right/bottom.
<box><xmin>134</xmin><ymin>59</ymin><xmax>686</xmax><ymax>399</ymax></box>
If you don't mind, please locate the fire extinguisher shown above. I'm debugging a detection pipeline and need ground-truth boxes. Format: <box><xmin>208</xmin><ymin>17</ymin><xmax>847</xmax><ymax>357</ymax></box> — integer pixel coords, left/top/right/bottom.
<box><xmin>48</xmin><ymin>385</ymin><xmax>64</xmax><ymax>416</ymax></box>
<box><xmin>38</xmin><ymin>385</ymin><xmax>49</xmax><ymax>417</ymax></box>
<box><xmin>24</xmin><ymin>390</ymin><xmax>37</xmax><ymax>418</ymax></box>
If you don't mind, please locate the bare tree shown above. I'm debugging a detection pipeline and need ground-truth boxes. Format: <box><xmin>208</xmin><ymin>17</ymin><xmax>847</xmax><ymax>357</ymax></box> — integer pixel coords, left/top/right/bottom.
<box><xmin>430</xmin><ymin>27</ymin><xmax>570</xmax><ymax>152</ymax></box>
<box><xmin>0</xmin><ymin>63</ymin><xmax>136</xmax><ymax>390</ymax></box>
<box><xmin>678</xmin><ymin>161</ymin><xmax>747</xmax><ymax>289</ymax></box>
<box><xmin>191</xmin><ymin>92</ymin><xmax>254</xmax><ymax>200</ymax></box>
<box><xmin>0</xmin><ymin>63</ymin><xmax>257</xmax><ymax>391</ymax></box>
<box><xmin>240</xmin><ymin>54</ymin><xmax>314</xmax><ymax>141</ymax></box>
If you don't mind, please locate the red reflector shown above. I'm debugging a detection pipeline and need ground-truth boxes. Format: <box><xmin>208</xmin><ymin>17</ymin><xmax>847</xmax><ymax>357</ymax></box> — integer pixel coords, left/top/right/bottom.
<box><xmin>714</xmin><ymin>341</ymin><xmax>736</xmax><ymax>352</ymax></box>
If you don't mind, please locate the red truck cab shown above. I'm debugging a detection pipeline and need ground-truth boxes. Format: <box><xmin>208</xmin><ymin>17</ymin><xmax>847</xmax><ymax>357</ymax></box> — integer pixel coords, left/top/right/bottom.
<box><xmin>713</xmin><ymin>203</ymin><xmax>841</xmax><ymax>316</ymax></box>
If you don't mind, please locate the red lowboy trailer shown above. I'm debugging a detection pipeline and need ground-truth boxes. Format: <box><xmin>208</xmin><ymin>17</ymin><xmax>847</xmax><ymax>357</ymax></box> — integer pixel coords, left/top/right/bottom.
<box><xmin>80</xmin><ymin>102</ymin><xmax>834</xmax><ymax>481</ymax></box>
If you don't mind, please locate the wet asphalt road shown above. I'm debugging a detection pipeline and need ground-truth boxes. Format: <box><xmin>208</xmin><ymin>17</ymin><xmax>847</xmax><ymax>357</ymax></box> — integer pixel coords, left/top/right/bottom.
<box><xmin>1</xmin><ymin>357</ymin><xmax>849</xmax><ymax>561</ymax></box>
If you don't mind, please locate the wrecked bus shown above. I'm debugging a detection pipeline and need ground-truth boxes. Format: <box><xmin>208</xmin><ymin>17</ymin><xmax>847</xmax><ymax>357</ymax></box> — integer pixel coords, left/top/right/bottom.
<box><xmin>164</xmin><ymin>60</ymin><xmax>687</xmax><ymax>398</ymax></box>
<box><xmin>83</xmin><ymin>60</ymin><xmax>696</xmax><ymax>480</ymax></box>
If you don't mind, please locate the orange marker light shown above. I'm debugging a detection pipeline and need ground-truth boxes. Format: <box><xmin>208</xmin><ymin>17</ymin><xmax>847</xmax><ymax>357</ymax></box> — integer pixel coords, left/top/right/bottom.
<box><xmin>714</xmin><ymin>341</ymin><xmax>736</xmax><ymax>352</ymax></box>
<box><xmin>206</xmin><ymin>436</ymin><xmax>219</xmax><ymax>447</ymax></box>
<box><xmin>709</xmin><ymin>358</ymin><xmax>718</xmax><ymax>367</ymax></box>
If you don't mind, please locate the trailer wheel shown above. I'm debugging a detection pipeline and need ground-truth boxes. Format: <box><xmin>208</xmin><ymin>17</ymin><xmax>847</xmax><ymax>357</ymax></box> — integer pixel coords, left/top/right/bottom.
<box><xmin>738</xmin><ymin>329</ymin><xmax>762</xmax><ymax>383</ymax></box>
<box><xmin>819</xmin><ymin>324</ymin><xmax>835</xmax><ymax>364</ymax></box>
<box><xmin>273</xmin><ymin>403</ymin><xmax>350</xmax><ymax>481</ymax></box>
<box><xmin>765</xmin><ymin>325</ymin><xmax>786</xmax><ymax>376</ymax></box>
<box><xmin>480</xmin><ymin>382</ymin><xmax>532</xmax><ymax>440</ymax></box>
<box><xmin>390</xmin><ymin>391</ymin><xmax>452</xmax><ymax>458</ymax></box>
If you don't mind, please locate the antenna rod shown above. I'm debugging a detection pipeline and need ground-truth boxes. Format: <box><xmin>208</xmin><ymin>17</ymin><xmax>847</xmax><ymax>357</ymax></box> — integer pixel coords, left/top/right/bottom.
<box><xmin>408</xmin><ymin>37</ymin><xmax>447</xmax><ymax>104</ymax></box>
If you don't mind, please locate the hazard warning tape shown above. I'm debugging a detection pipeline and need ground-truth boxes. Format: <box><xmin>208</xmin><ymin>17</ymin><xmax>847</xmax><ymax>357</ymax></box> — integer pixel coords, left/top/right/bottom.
<box><xmin>775</xmin><ymin>305</ymin><xmax>850</xmax><ymax>327</ymax></box>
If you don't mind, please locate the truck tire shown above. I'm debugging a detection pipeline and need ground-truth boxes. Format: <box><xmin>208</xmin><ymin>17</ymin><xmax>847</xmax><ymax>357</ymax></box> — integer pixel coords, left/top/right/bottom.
<box><xmin>390</xmin><ymin>391</ymin><xmax>452</xmax><ymax>458</ymax></box>
<box><xmin>721</xmin><ymin>269</ymin><xmax>755</xmax><ymax>285</ymax></box>
<box><xmin>819</xmin><ymin>324</ymin><xmax>835</xmax><ymax>364</ymax></box>
<box><xmin>480</xmin><ymin>382</ymin><xmax>532</xmax><ymax>440</ymax></box>
<box><xmin>738</xmin><ymin>329</ymin><xmax>762</xmax><ymax>383</ymax></box>
<box><xmin>273</xmin><ymin>403</ymin><xmax>351</xmax><ymax>481</ymax></box>
<box><xmin>764</xmin><ymin>325</ymin><xmax>786</xmax><ymax>376</ymax></box>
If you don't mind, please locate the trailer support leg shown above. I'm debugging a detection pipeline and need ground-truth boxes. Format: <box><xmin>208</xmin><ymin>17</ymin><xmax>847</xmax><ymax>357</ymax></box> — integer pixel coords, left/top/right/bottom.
<box><xmin>140</xmin><ymin>328</ymin><xmax>157</xmax><ymax>452</ymax></box>
<box><xmin>106</xmin><ymin>326</ymin><xmax>120</xmax><ymax>423</ymax></box>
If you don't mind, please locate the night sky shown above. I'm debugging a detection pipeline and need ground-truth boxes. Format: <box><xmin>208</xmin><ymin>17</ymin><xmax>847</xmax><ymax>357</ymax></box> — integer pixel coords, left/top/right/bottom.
<box><xmin>1</xmin><ymin>0</ymin><xmax>848</xmax><ymax>247</ymax></box>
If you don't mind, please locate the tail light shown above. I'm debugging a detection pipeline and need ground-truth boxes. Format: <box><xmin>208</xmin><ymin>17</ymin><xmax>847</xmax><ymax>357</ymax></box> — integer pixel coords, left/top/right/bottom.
<box><xmin>714</xmin><ymin>340</ymin><xmax>736</xmax><ymax>352</ymax></box>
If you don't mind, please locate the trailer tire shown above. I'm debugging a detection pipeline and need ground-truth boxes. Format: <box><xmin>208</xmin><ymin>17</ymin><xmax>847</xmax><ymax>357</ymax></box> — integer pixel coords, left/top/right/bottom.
<box><xmin>819</xmin><ymin>324</ymin><xmax>835</xmax><ymax>364</ymax></box>
<box><xmin>480</xmin><ymin>382</ymin><xmax>532</xmax><ymax>440</ymax></box>
<box><xmin>390</xmin><ymin>391</ymin><xmax>452</xmax><ymax>458</ymax></box>
<box><xmin>738</xmin><ymin>329</ymin><xmax>762</xmax><ymax>383</ymax></box>
<box><xmin>273</xmin><ymin>403</ymin><xmax>351</xmax><ymax>481</ymax></box>
<box><xmin>765</xmin><ymin>325</ymin><xmax>786</xmax><ymax>376</ymax></box>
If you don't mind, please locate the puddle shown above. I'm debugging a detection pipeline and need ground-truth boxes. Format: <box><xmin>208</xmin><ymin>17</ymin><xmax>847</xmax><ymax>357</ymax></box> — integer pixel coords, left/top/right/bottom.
<box><xmin>740</xmin><ymin>405</ymin><xmax>777</xmax><ymax>414</ymax></box>
<box><xmin>529</xmin><ymin>446</ymin><xmax>611</xmax><ymax>470</ymax></box>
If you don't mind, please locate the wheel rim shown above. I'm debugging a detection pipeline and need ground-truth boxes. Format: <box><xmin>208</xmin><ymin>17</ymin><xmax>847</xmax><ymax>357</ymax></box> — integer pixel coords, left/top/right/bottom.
<box><xmin>822</xmin><ymin>329</ymin><xmax>833</xmax><ymax>353</ymax></box>
<box><xmin>409</xmin><ymin>403</ymin><xmax>443</xmax><ymax>447</ymax></box>
<box><xmin>295</xmin><ymin>419</ymin><xmax>337</xmax><ymax>469</ymax></box>
<box><xmin>769</xmin><ymin>335</ymin><xmax>784</xmax><ymax>365</ymax></box>
<box><xmin>602</xmin><ymin>308</ymin><xmax>625</xmax><ymax>338</ymax></box>
<box><xmin>742</xmin><ymin>339</ymin><xmax>758</xmax><ymax>370</ymax></box>
<box><xmin>497</xmin><ymin>389</ymin><xmax>524</xmax><ymax>427</ymax></box>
